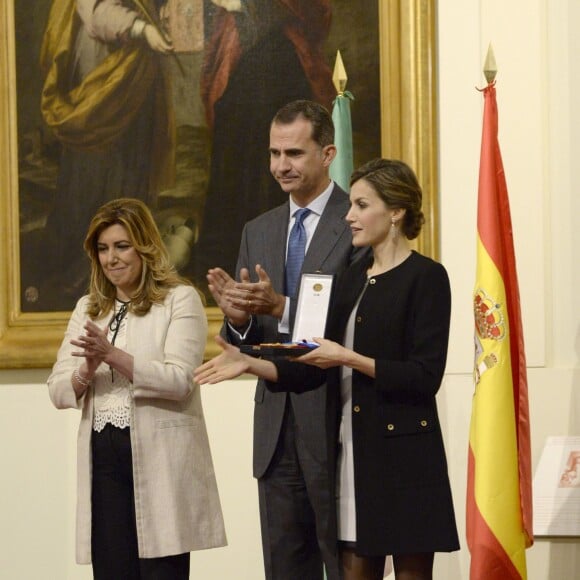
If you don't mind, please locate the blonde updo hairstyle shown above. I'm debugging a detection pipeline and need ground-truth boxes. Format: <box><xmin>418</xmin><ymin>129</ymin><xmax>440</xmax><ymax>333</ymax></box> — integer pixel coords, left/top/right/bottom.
<box><xmin>83</xmin><ymin>198</ymin><xmax>189</xmax><ymax>319</ymax></box>
<box><xmin>350</xmin><ymin>158</ymin><xmax>425</xmax><ymax>240</ymax></box>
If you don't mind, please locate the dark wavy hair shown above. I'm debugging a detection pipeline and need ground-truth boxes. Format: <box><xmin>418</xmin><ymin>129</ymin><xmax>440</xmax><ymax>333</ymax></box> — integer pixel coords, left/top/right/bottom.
<box><xmin>350</xmin><ymin>158</ymin><xmax>425</xmax><ymax>239</ymax></box>
<box><xmin>271</xmin><ymin>99</ymin><xmax>334</xmax><ymax>147</ymax></box>
<box><xmin>83</xmin><ymin>198</ymin><xmax>190</xmax><ymax>319</ymax></box>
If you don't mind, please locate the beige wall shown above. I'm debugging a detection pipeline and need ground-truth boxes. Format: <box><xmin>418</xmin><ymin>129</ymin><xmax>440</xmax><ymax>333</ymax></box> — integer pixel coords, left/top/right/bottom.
<box><xmin>437</xmin><ymin>0</ymin><xmax>580</xmax><ymax>577</ymax></box>
<box><xmin>2</xmin><ymin>0</ymin><xmax>580</xmax><ymax>578</ymax></box>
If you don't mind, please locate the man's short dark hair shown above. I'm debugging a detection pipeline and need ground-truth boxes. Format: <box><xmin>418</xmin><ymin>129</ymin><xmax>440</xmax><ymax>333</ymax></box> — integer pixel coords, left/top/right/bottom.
<box><xmin>272</xmin><ymin>100</ymin><xmax>335</xmax><ymax>147</ymax></box>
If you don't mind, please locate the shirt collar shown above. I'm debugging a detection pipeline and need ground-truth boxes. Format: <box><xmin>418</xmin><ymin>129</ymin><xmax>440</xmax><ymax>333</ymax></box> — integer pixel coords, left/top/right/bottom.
<box><xmin>288</xmin><ymin>180</ymin><xmax>334</xmax><ymax>218</ymax></box>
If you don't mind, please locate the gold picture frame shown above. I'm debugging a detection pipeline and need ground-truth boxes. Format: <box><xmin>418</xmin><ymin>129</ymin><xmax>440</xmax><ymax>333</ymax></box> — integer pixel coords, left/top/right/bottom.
<box><xmin>0</xmin><ymin>0</ymin><xmax>438</xmax><ymax>368</ymax></box>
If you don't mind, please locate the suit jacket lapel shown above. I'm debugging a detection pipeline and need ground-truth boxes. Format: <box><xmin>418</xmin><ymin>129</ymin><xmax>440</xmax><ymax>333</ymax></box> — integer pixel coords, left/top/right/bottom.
<box><xmin>261</xmin><ymin>202</ymin><xmax>290</xmax><ymax>293</ymax></box>
<box><xmin>302</xmin><ymin>186</ymin><xmax>350</xmax><ymax>273</ymax></box>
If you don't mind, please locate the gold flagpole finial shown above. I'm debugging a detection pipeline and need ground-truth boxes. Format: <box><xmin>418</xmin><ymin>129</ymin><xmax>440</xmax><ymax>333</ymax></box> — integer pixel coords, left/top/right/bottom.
<box><xmin>333</xmin><ymin>50</ymin><xmax>348</xmax><ymax>94</ymax></box>
<box><xmin>483</xmin><ymin>43</ymin><xmax>497</xmax><ymax>84</ymax></box>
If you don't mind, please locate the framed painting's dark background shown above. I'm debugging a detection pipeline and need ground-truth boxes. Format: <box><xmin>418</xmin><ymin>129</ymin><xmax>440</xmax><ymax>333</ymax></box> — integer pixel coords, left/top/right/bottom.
<box><xmin>0</xmin><ymin>0</ymin><xmax>438</xmax><ymax>367</ymax></box>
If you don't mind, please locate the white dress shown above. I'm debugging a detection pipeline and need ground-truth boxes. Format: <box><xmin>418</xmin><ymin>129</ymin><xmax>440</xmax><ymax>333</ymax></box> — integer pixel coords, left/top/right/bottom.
<box><xmin>337</xmin><ymin>285</ymin><xmax>365</xmax><ymax>541</ymax></box>
<box><xmin>336</xmin><ymin>280</ymin><xmax>394</xmax><ymax>577</ymax></box>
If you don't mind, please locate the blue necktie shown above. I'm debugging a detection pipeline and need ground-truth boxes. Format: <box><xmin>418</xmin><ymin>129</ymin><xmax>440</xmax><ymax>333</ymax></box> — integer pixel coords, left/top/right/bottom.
<box><xmin>285</xmin><ymin>208</ymin><xmax>311</xmax><ymax>297</ymax></box>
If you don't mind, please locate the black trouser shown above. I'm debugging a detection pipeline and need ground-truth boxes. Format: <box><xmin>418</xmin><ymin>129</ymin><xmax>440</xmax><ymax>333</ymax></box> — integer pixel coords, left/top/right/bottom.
<box><xmin>257</xmin><ymin>402</ymin><xmax>341</xmax><ymax>580</ymax></box>
<box><xmin>91</xmin><ymin>425</ymin><xmax>190</xmax><ymax>580</ymax></box>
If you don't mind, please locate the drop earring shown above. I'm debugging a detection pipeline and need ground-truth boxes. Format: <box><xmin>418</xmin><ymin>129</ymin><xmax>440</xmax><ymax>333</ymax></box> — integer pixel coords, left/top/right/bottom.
<box><xmin>391</xmin><ymin>218</ymin><xmax>398</xmax><ymax>240</ymax></box>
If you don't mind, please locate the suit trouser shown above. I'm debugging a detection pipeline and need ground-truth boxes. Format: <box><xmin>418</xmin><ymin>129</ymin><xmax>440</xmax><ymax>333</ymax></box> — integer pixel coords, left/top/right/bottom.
<box><xmin>91</xmin><ymin>425</ymin><xmax>190</xmax><ymax>580</ymax></box>
<box><xmin>258</xmin><ymin>401</ymin><xmax>341</xmax><ymax>580</ymax></box>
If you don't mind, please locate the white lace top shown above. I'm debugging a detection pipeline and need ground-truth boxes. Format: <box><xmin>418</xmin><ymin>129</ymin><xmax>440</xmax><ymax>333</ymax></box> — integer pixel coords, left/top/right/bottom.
<box><xmin>93</xmin><ymin>302</ymin><xmax>132</xmax><ymax>432</ymax></box>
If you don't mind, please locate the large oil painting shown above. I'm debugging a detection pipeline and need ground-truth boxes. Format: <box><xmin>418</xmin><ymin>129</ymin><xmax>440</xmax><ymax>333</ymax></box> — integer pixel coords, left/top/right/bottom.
<box><xmin>0</xmin><ymin>0</ymin><xmax>438</xmax><ymax>367</ymax></box>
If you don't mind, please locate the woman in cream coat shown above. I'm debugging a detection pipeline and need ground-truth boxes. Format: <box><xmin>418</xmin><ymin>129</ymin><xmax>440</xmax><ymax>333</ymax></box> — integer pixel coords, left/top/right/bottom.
<box><xmin>48</xmin><ymin>198</ymin><xmax>226</xmax><ymax>579</ymax></box>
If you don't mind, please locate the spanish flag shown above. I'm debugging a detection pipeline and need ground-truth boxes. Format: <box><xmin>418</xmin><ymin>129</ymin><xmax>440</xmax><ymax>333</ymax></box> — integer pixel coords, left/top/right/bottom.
<box><xmin>467</xmin><ymin>81</ymin><xmax>533</xmax><ymax>579</ymax></box>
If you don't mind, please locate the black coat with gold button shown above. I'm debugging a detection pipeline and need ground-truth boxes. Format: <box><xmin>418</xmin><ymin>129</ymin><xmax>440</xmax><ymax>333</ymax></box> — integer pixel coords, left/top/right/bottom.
<box><xmin>273</xmin><ymin>250</ymin><xmax>460</xmax><ymax>556</ymax></box>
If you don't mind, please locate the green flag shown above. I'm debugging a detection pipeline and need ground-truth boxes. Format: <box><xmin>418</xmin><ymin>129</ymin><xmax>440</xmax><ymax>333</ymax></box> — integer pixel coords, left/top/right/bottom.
<box><xmin>329</xmin><ymin>91</ymin><xmax>354</xmax><ymax>191</ymax></box>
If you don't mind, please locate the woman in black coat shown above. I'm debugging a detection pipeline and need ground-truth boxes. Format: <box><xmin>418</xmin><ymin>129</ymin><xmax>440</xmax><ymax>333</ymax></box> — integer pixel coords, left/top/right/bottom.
<box><xmin>196</xmin><ymin>158</ymin><xmax>459</xmax><ymax>580</ymax></box>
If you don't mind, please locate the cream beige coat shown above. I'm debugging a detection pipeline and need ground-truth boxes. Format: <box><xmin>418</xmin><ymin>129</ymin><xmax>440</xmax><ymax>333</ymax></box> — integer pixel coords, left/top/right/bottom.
<box><xmin>48</xmin><ymin>285</ymin><xmax>226</xmax><ymax>564</ymax></box>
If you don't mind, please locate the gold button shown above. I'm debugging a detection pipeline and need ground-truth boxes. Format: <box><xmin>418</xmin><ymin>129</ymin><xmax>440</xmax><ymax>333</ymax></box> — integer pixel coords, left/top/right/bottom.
<box><xmin>387</xmin><ymin>424</ymin><xmax>394</xmax><ymax>431</ymax></box>
<box><xmin>356</xmin><ymin>316</ymin><xmax>362</xmax><ymax>323</ymax></box>
<box><xmin>353</xmin><ymin>405</ymin><xmax>361</xmax><ymax>413</ymax></box>
<box><xmin>420</xmin><ymin>420</ymin><xmax>428</xmax><ymax>427</ymax></box>
<box><xmin>369</xmin><ymin>278</ymin><xmax>376</xmax><ymax>285</ymax></box>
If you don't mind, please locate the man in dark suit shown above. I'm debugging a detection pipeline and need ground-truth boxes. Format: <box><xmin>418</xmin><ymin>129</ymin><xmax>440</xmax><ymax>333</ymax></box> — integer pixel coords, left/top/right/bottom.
<box><xmin>208</xmin><ymin>100</ymin><xmax>362</xmax><ymax>580</ymax></box>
